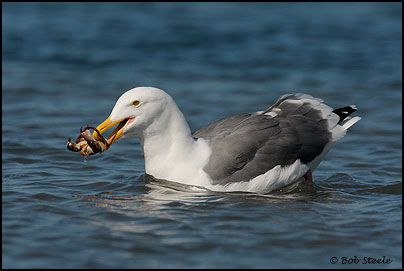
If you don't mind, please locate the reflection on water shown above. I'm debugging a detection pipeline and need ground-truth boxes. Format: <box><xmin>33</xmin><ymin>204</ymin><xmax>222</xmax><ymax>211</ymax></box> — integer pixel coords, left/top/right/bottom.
<box><xmin>65</xmin><ymin>173</ymin><xmax>402</xmax><ymax>268</ymax></box>
<box><xmin>74</xmin><ymin>174</ymin><xmax>338</xmax><ymax>234</ymax></box>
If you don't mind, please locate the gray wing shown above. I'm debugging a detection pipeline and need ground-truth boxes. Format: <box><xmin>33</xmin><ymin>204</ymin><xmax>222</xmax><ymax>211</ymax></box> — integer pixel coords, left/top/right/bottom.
<box><xmin>193</xmin><ymin>93</ymin><xmax>333</xmax><ymax>185</ymax></box>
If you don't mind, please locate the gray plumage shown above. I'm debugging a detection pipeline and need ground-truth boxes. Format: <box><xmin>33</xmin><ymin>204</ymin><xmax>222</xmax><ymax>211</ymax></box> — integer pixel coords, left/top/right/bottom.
<box><xmin>193</xmin><ymin>93</ymin><xmax>342</xmax><ymax>185</ymax></box>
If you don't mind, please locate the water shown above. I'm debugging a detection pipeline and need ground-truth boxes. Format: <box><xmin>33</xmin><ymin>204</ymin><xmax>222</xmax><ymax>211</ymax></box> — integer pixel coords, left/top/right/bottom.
<box><xmin>2</xmin><ymin>2</ymin><xmax>402</xmax><ymax>268</ymax></box>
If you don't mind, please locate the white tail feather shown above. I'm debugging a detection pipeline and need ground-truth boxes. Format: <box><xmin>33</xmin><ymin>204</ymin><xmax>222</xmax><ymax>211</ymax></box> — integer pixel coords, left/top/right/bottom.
<box><xmin>341</xmin><ymin>116</ymin><xmax>361</xmax><ymax>130</ymax></box>
<box><xmin>310</xmin><ymin>115</ymin><xmax>360</xmax><ymax>172</ymax></box>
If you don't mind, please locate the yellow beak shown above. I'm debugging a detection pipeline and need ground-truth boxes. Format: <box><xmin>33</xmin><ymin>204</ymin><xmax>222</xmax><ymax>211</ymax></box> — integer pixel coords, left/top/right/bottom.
<box><xmin>93</xmin><ymin>116</ymin><xmax>132</xmax><ymax>147</ymax></box>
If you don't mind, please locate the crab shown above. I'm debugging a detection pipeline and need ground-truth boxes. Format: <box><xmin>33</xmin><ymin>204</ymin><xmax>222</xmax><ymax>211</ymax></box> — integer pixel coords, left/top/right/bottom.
<box><xmin>67</xmin><ymin>126</ymin><xmax>109</xmax><ymax>156</ymax></box>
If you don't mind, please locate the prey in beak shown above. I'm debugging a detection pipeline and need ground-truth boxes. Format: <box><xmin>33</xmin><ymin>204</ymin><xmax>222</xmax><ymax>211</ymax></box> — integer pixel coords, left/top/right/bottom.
<box><xmin>67</xmin><ymin>116</ymin><xmax>135</xmax><ymax>157</ymax></box>
<box><xmin>93</xmin><ymin>116</ymin><xmax>135</xmax><ymax>147</ymax></box>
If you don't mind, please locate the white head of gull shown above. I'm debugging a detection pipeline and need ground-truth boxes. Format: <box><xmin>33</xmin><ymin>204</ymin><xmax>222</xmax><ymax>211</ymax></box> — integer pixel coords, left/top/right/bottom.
<box><xmin>94</xmin><ymin>87</ymin><xmax>361</xmax><ymax>194</ymax></box>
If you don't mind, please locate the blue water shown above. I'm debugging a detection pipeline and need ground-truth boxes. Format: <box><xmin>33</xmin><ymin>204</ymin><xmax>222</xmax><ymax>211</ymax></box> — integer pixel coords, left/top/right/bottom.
<box><xmin>2</xmin><ymin>2</ymin><xmax>402</xmax><ymax>268</ymax></box>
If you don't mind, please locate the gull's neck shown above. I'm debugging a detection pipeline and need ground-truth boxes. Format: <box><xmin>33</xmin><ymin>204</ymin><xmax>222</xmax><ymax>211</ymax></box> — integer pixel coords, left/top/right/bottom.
<box><xmin>139</xmin><ymin>99</ymin><xmax>210</xmax><ymax>184</ymax></box>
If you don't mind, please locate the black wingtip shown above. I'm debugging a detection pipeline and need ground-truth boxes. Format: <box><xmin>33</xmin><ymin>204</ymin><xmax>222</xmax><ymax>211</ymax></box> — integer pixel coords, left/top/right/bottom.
<box><xmin>332</xmin><ymin>105</ymin><xmax>357</xmax><ymax>123</ymax></box>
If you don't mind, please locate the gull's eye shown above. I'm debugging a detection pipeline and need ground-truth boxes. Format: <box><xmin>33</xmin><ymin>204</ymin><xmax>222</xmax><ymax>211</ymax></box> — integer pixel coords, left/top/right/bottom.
<box><xmin>132</xmin><ymin>100</ymin><xmax>140</xmax><ymax>106</ymax></box>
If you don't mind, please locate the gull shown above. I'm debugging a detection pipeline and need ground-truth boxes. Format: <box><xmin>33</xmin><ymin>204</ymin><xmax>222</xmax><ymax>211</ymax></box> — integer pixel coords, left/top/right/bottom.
<box><xmin>92</xmin><ymin>87</ymin><xmax>360</xmax><ymax>193</ymax></box>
